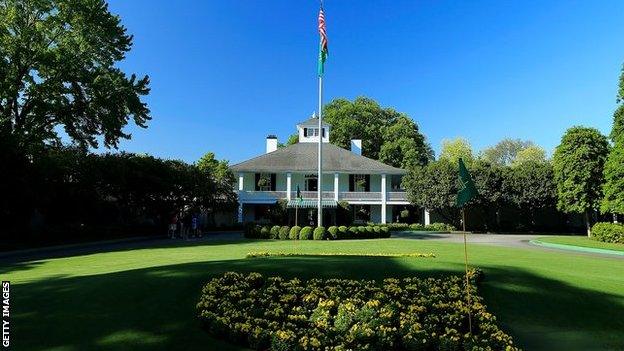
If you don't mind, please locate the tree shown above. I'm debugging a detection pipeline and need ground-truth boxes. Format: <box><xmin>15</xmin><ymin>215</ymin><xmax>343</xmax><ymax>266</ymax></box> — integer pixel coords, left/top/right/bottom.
<box><xmin>0</xmin><ymin>0</ymin><xmax>150</xmax><ymax>153</ymax></box>
<box><xmin>480</xmin><ymin>138</ymin><xmax>533</xmax><ymax>166</ymax></box>
<box><xmin>602</xmin><ymin>64</ymin><xmax>624</xmax><ymax>217</ymax></box>
<box><xmin>197</xmin><ymin>152</ymin><xmax>232</xmax><ymax>184</ymax></box>
<box><xmin>323</xmin><ymin>97</ymin><xmax>431</xmax><ymax>163</ymax></box>
<box><xmin>438</xmin><ymin>137</ymin><xmax>473</xmax><ymax>164</ymax></box>
<box><xmin>379</xmin><ymin>115</ymin><xmax>433</xmax><ymax>168</ymax></box>
<box><xmin>505</xmin><ymin>161</ymin><xmax>557</xmax><ymax>227</ymax></box>
<box><xmin>610</xmin><ymin>63</ymin><xmax>624</xmax><ymax>142</ymax></box>
<box><xmin>469</xmin><ymin>160</ymin><xmax>505</xmax><ymax>230</ymax></box>
<box><xmin>553</xmin><ymin>127</ymin><xmax>609</xmax><ymax>236</ymax></box>
<box><xmin>512</xmin><ymin>145</ymin><xmax>547</xmax><ymax>167</ymax></box>
<box><xmin>196</xmin><ymin>152</ymin><xmax>237</xmax><ymax>216</ymax></box>
<box><xmin>403</xmin><ymin>160</ymin><xmax>460</xmax><ymax>224</ymax></box>
<box><xmin>278</xmin><ymin>133</ymin><xmax>298</xmax><ymax>148</ymax></box>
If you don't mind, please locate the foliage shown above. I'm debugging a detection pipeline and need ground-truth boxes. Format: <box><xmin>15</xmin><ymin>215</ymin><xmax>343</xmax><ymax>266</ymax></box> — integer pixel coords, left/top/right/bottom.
<box><xmin>327</xmin><ymin>226</ymin><xmax>339</xmax><ymax>240</ymax></box>
<box><xmin>323</xmin><ymin>97</ymin><xmax>432</xmax><ymax>162</ymax></box>
<box><xmin>611</xmin><ymin>63</ymin><xmax>624</xmax><ymax>141</ymax></box>
<box><xmin>553</xmin><ymin>127</ymin><xmax>609</xmax><ymax>234</ymax></box>
<box><xmin>0</xmin><ymin>0</ymin><xmax>150</xmax><ymax>153</ymax></box>
<box><xmin>289</xmin><ymin>226</ymin><xmax>301</xmax><ymax>240</ymax></box>
<box><xmin>512</xmin><ymin>145</ymin><xmax>548</xmax><ymax>167</ymax></box>
<box><xmin>196</xmin><ymin>271</ymin><xmax>519</xmax><ymax>351</ymax></box>
<box><xmin>260</xmin><ymin>226</ymin><xmax>270</xmax><ymax>238</ymax></box>
<box><xmin>602</xmin><ymin>139</ymin><xmax>624</xmax><ymax>215</ymax></box>
<box><xmin>278</xmin><ymin>226</ymin><xmax>290</xmax><ymax>240</ymax></box>
<box><xmin>270</xmin><ymin>225</ymin><xmax>281</xmax><ymax>239</ymax></box>
<box><xmin>505</xmin><ymin>161</ymin><xmax>557</xmax><ymax>220</ymax></box>
<box><xmin>439</xmin><ymin>137</ymin><xmax>473</xmax><ymax>164</ymax></box>
<box><xmin>313</xmin><ymin>226</ymin><xmax>326</xmax><ymax>240</ymax></box>
<box><xmin>591</xmin><ymin>222</ymin><xmax>624</xmax><ymax>244</ymax></box>
<box><xmin>299</xmin><ymin>226</ymin><xmax>313</xmax><ymax>240</ymax></box>
<box><xmin>480</xmin><ymin>138</ymin><xmax>534</xmax><ymax>166</ymax></box>
<box><xmin>403</xmin><ymin>160</ymin><xmax>459</xmax><ymax>223</ymax></box>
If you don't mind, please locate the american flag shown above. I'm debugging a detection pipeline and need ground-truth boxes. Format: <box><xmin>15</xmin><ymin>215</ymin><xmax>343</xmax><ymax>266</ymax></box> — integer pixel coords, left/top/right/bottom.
<box><xmin>318</xmin><ymin>8</ymin><xmax>328</xmax><ymax>53</ymax></box>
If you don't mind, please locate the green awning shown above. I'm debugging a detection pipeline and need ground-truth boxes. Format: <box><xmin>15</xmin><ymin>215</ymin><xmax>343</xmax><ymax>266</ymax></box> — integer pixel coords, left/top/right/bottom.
<box><xmin>287</xmin><ymin>199</ymin><xmax>337</xmax><ymax>208</ymax></box>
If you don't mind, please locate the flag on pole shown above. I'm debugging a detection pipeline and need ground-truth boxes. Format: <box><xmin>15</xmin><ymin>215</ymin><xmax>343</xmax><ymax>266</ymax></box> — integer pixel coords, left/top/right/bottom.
<box><xmin>456</xmin><ymin>158</ymin><xmax>478</xmax><ymax>207</ymax></box>
<box><xmin>318</xmin><ymin>6</ymin><xmax>328</xmax><ymax>76</ymax></box>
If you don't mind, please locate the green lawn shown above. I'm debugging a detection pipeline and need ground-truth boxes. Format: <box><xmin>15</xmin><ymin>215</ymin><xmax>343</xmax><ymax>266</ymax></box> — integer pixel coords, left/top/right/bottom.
<box><xmin>6</xmin><ymin>237</ymin><xmax>624</xmax><ymax>351</ymax></box>
<box><xmin>537</xmin><ymin>235</ymin><xmax>624</xmax><ymax>252</ymax></box>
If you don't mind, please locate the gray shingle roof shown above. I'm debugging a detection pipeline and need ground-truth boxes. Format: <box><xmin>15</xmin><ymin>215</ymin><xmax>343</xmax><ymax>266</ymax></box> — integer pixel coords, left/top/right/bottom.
<box><xmin>297</xmin><ymin>116</ymin><xmax>330</xmax><ymax>127</ymax></box>
<box><xmin>231</xmin><ymin>142</ymin><xmax>406</xmax><ymax>174</ymax></box>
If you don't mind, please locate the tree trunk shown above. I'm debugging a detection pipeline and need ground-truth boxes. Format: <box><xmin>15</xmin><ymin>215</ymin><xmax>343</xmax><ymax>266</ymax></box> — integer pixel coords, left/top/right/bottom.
<box><xmin>585</xmin><ymin>211</ymin><xmax>591</xmax><ymax>237</ymax></box>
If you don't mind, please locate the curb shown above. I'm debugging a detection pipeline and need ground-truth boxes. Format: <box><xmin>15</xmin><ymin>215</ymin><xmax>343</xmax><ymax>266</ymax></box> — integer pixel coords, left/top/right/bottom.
<box><xmin>530</xmin><ymin>240</ymin><xmax>624</xmax><ymax>257</ymax></box>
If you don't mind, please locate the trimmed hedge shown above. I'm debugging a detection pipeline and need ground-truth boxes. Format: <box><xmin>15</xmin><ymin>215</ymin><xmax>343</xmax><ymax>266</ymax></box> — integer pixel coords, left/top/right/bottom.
<box><xmin>278</xmin><ymin>226</ymin><xmax>290</xmax><ymax>240</ymax></box>
<box><xmin>288</xmin><ymin>226</ymin><xmax>301</xmax><ymax>240</ymax></box>
<box><xmin>385</xmin><ymin>222</ymin><xmax>456</xmax><ymax>232</ymax></box>
<box><xmin>327</xmin><ymin>226</ymin><xmax>339</xmax><ymax>240</ymax></box>
<box><xmin>197</xmin><ymin>271</ymin><xmax>519</xmax><ymax>351</ymax></box>
<box><xmin>313</xmin><ymin>226</ymin><xmax>326</xmax><ymax>240</ymax></box>
<box><xmin>299</xmin><ymin>226</ymin><xmax>313</xmax><ymax>240</ymax></box>
<box><xmin>592</xmin><ymin>222</ymin><xmax>624</xmax><ymax>244</ymax></box>
<box><xmin>270</xmin><ymin>225</ymin><xmax>281</xmax><ymax>239</ymax></box>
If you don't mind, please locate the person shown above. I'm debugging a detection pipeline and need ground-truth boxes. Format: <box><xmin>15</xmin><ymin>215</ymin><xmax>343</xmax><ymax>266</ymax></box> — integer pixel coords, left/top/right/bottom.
<box><xmin>191</xmin><ymin>214</ymin><xmax>198</xmax><ymax>238</ymax></box>
<box><xmin>168</xmin><ymin>215</ymin><xmax>178</xmax><ymax>239</ymax></box>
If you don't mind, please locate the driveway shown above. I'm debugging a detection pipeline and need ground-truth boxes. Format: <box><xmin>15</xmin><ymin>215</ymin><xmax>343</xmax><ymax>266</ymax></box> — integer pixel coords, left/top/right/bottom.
<box><xmin>391</xmin><ymin>231</ymin><xmax>624</xmax><ymax>259</ymax></box>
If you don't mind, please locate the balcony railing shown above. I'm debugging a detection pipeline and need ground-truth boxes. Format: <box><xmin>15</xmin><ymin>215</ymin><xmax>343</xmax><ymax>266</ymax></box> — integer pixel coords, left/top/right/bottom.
<box><xmin>238</xmin><ymin>190</ymin><xmax>408</xmax><ymax>202</ymax></box>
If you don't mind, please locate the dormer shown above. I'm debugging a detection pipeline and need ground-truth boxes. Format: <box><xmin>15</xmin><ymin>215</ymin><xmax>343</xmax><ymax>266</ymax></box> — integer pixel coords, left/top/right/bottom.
<box><xmin>297</xmin><ymin>113</ymin><xmax>330</xmax><ymax>143</ymax></box>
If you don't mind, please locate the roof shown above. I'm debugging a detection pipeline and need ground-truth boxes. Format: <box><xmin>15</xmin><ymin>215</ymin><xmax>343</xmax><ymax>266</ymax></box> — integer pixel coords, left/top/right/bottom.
<box><xmin>297</xmin><ymin>116</ymin><xmax>330</xmax><ymax>127</ymax></box>
<box><xmin>230</xmin><ymin>142</ymin><xmax>406</xmax><ymax>174</ymax></box>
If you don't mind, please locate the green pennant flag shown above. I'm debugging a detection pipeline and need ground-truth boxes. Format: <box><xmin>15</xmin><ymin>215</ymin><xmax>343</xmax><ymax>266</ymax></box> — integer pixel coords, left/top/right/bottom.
<box><xmin>456</xmin><ymin>158</ymin><xmax>478</xmax><ymax>207</ymax></box>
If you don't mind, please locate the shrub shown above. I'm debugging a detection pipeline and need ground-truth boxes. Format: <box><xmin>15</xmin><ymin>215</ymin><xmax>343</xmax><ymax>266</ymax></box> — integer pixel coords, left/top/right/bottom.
<box><xmin>313</xmin><ymin>226</ymin><xmax>326</xmax><ymax>240</ymax></box>
<box><xmin>259</xmin><ymin>225</ymin><xmax>270</xmax><ymax>238</ymax></box>
<box><xmin>425</xmin><ymin>222</ymin><xmax>456</xmax><ymax>232</ymax></box>
<box><xmin>592</xmin><ymin>222</ymin><xmax>624</xmax><ymax>243</ymax></box>
<box><xmin>348</xmin><ymin>226</ymin><xmax>359</xmax><ymax>238</ymax></box>
<box><xmin>288</xmin><ymin>226</ymin><xmax>301</xmax><ymax>240</ymax></box>
<box><xmin>380</xmin><ymin>226</ymin><xmax>390</xmax><ymax>238</ymax></box>
<box><xmin>410</xmin><ymin>223</ymin><xmax>425</xmax><ymax>231</ymax></box>
<box><xmin>327</xmin><ymin>226</ymin><xmax>339</xmax><ymax>240</ymax></box>
<box><xmin>243</xmin><ymin>223</ymin><xmax>258</xmax><ymax>238</ymax></box>
<box><xmin>373</xmin><ymin>226</ymin><xmax>382</xmax><ymax>237</ymax></box>
<box><xmin>299</xmin><ymin>226</ymin><xmax>313</xmax><ymax>240</ymax></box>
<box><xmin>357</xmin><ymin>226</ymin><xmax>367</xmax><ymax>238</ymax></box>
<box><xmin>365</xmin><ymin>226</ymin><xmax>374</xmax><ymax>238</ymax></box>
<box><xmin>270</xmin><ymin>225</ymin><xmax>281</xmax><ymax>239</ymax></box>
<box><xmin>197</xmin><ymin>271</ymin><xmax>519</xmax><ymax>351</ymax></box>
<box><xmin>386</xmin><ymin>223</ymin><xmax>409</xmax><ymax>231</ymax></box>
<box><xmin>278</xmin><ymin>226</ymin><xmax>290</xmax><ymax>240</ymax></box>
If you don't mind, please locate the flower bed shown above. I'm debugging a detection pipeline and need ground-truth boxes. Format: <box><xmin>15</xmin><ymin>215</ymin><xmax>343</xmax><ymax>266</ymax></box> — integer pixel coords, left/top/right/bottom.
<box><xmin>196</xmin><ymin>271</ymin><xmax>520</xmax><ymax>351</ymax></box>
<box><xmin>245</xmin><ymin>251</ymin><xmax>436</xmax><ymax>258</ymax></box>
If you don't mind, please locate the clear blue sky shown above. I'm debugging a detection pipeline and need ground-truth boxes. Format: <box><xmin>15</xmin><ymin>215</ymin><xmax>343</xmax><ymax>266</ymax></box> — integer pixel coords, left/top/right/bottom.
<box><xmin>107</xmin><ymin>0</ymin><xmax>624</xmax><ymax>164</ymax></box>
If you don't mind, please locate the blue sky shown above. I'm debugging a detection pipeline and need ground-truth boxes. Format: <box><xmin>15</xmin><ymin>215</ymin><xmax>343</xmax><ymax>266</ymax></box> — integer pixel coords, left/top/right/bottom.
<box><xmin>107</xmin><ymin>0</ymin><xmax>624</xmax><ymax>164</ymax></box>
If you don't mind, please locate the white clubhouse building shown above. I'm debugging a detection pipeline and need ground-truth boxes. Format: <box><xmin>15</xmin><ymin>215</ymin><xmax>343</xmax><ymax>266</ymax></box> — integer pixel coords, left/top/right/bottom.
<box><xmin>231</xmin><ymin>116</ymin><xmax>421</xmax><ymax>225</ymax></box>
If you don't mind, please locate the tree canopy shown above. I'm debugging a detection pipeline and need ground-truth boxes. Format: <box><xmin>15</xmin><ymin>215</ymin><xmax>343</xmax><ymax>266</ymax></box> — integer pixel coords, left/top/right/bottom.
<box><xmin>0</xmin><ymin>0</ymin><xmax>150</xmax><ymax>152</ymax></box>
<box><xmin>323</xmin><ymin>97</ymin><xmax>432</xmax><ymax>166</ymax></box>
<box><xmin>480</xmin><ymin>138</ymin><xmax>533</xmax><ymax>166</ymax></box>
<box><xmin>438</xmin><ymin>137</ymin><xmax>473</xmax><ymax>164</ymax></box>
<box><xmin>512</xmin><ymin>145</ymin><xmax>547</xmax><ymax>167</ymax></box>
<box><xmin>602</xmin><ymin>64</ymin><xmax>624</xmax><ymax>216</ymax></box>
<box><xmin>553</xmin><ymin>126</ymin><xmax>609</xmax><ymax>235</ymax></box>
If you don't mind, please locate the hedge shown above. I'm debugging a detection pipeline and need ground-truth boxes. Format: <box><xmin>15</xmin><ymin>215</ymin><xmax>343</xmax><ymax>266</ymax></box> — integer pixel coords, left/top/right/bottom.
<box><xmin>197</xmin><ymin>271</ymin><xmax>519</xmax><ymax>351</ymax></box>
<box><xmin>592</xmin><ymin>222</ymin><xmax>624</xmax><ymax>244</ymax></box>
<box><xmin>327</xmin><ymin>226</ymin><xmax>339</xmax><ymax>240</ymax></box>
<box><xmin>278</xmin><ymin>226</ymin><xmax>290</xmax><ymax>240</ymax></box>
<box><xmin>299</xmin><ymin>226</ymin><xmax>313</xmax><ymax>240</ymax></box>
<box><xmin>288</xmin><ymin>226</ymin><xmax>301</xmax><ymax>240</ymax></box>
<box><xmin>313</xmin><ymin>226</ymin><xmax>326</xmax><ymax>240</ymax></box>
<box><xmin>270</xmin><ymin>225</ymin><xmax>281</xmax><ymax>239</ymax></box>
<box><xmin>384</xmin><ymin>222</ymin><xmax>456</xmax><ymax>232</ymax></box>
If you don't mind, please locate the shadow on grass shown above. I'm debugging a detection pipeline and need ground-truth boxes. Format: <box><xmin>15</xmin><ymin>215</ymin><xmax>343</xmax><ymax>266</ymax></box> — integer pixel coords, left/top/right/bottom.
<box><xmin>12</xmin><ymin>256</ymin><xmax>624</xmax><ymax>351</ymax></box>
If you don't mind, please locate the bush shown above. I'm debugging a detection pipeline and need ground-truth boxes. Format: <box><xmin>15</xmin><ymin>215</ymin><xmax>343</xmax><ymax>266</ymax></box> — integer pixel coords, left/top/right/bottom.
<box><xmin>243</xmin><ymin>223</ymin><xmax>258</xmax><ymax>238</ymax></box>
<box><xmin>288</xmin><ymin>226</ymin><xmax>301</xmax><ymax>240</ymax></box>
<box><xmin>348</xmin><ymin>226</ymin><xmax>359</xmax><ymax>238</ymax></box>
<box><xmin>380</xmin><ymin>226</ymin><xmax>390</xmax><ymax>238</ymax></box>
<box><xmin>336</xmin><ymin>226</ymin><xmax>349</xmax><ymax>239</ymax></box>
<box><xmin>197</xmin><ymin>271</ymin><xmax>519</xmax><ymax>351</ymax></box>
<box><xmin>270</xmin><ymin>225</ymin><xmax>281</xmax><ymax>239</ymax></box>
<box><xmin>327</xmin><ymin>226</ymin><xmax>339</xmax><ymax>240</ymax></box>
<box><xmin>409</xmin><ymin>223</ymin><xmax>425</xmax><ymax>231</ymax></box>
<box><xmin>259</xmin><ymin>226</ymin><xmax>270</xmax><ymax>239</ymax></box>
<box><xmin>278</xmin><ymin>226</ymin><xmax>290</xmax><ymax>240</ymax></box>
<box><xmin>313</xmin><ymin>226</ymin><xmax>326</xmax><ymax>240</ymax></box>
<box><xmin>299</xmin><ymin>226</ymin><xmax>313</xmax><ymax>240</ymax></box>
<box><xmin>592</xmin><ymin>222</ymin><xmax>624</xmax><ymax>243</ymax></box>
<box><xmin>425</xmin><ymin>222</ymin><xmax>456</xmax><ymax>232</ymax></box>
<box><xmin>386</xmin><ymin>223</ymin><xmax>410</xmax><ymax>231</ymax></box>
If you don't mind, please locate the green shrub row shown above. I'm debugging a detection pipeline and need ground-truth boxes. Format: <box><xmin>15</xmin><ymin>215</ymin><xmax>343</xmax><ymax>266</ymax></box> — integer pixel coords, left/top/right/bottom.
<box><xmin>197</xmin><ymin>271</ymin><xmax>519</xmax><ymax>351</ymax></box>
<box><xmin>383</xmin><ymin>222</ymin><xmax>456</xmax><ymax>232</ymax></box>
<box><xmin>591</xmin><ymin>222</ymin><xmax>624</xmax><ymax>244</ymax></box>
<box><xmin>244</xmin><ymin>223</ymin><xmax>391</xmax><ymax>240</ymax></box>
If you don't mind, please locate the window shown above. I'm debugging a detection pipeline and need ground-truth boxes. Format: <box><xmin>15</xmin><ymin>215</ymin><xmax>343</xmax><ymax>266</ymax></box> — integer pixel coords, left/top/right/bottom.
<box><xmin>255</xmin><ymin>173</ymin><xmax>275</xmax><ymax>191</ymax></box>
<box><xmin>304</xmin><ymin>128</ymin><xmax>323</xmax><ymax>137</ymax></box>
<box><xmin>304</xmin><ymin>174</ymin><xmax>318</xmax><ymax>191</ymax></box>
<box><xmin>391</xmin><ymin>175</ymin><xmax>403</xmax><ymax>190</ymax></box>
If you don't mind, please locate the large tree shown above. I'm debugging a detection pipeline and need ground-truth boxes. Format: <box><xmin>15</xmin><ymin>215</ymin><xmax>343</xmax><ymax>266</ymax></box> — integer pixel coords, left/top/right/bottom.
<box><xmin>438</xmin><ymin>137</ymin><xmax>473</xmax><ymax>164</ymax></box>
<box><xmin>505</xmin><ymin>161</ymin><xmax>557</xmax><ymax>227</ymax></box>
<box><xmin>322</xmin><ymin>97</ymin><xmax>431</xmax><ymax>163</ymax></box>
<box><xmin>512</xmin><ymin>145</ymin><xmax>547</xmax><ymax>167</ymax></box>
<box><xmin>553</xmin><ymin>127</ymin><xmax>609</xmax><ymax>236</ymax></box>
<box><xmin>0</xmin><ymin>0</ymin><xmax>150</xmax><ymax>152</ymax></box>
<box><xmin>602</xmin><ymin>64</ymin><xmax>624</xmax><ymax>217</ymax></box>
<box><xmin>480</xmin><ymin>138</ymin><xmax>533</xmax><ymax>166</ymax></box>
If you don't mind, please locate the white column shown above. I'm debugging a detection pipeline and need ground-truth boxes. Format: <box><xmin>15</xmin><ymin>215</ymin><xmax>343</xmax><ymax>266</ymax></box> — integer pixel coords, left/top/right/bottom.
<box><xmin>381</xmin><ymin>174</ymin><xmax>387</xmax><ymax>224</ymax></box>
<box><xmin>424</xmin><ymin>209</ymin><xmax>431</xmax><ymax>225</ymax></box>
<box><xmin>334</xmin><ymin>173</ymin><xmax>339</xmax><ymax>201</ymax></box>
<box><xmin>286</xmin><ymin>173</ymin><xmax>292</xmax><ymax>201</ymax></box>
<box><xmin>237</xmin><ymin>173</ymin><xmax>244</xmax><ymax>223</ymax></box>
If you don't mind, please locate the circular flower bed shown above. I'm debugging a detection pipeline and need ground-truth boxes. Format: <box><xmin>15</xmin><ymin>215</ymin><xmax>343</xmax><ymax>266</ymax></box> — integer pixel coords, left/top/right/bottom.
<box><xmin>196</xmin><ymin>271</ymin><xmax>520</xmax><ymax>350</ymax></box>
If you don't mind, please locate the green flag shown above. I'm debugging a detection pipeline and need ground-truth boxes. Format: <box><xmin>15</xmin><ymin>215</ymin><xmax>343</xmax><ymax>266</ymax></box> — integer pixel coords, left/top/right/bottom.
<box><xmin>456</xmin><ymin>158</ymin><xmax>478</xmax><ymax>207</ymax></box>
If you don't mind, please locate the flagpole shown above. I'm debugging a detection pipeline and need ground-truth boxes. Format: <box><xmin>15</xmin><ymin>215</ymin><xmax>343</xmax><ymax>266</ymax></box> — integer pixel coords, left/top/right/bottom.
<box><xmin>462</xmin><ymin>207</ymin><xmax>472</xmax><ymax>334</ymax></box>
<box><xmin>317</xmin><ymin>75</ymin><xmax>323</xmax><ymax>227</ymax></box>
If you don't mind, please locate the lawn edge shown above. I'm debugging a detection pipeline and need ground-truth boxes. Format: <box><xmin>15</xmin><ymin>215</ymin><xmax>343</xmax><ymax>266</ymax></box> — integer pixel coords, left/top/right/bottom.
<box><xmin>530</xmin><ymin>239</ymin><xmax>624</xmax><ymax>256</ymax></box>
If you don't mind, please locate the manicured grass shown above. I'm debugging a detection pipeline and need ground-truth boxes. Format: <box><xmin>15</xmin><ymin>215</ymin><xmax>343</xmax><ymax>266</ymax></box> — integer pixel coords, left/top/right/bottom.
<box><xmin>6</xmin><ymin>237</ymin><xmax>624</xmax><ymax>351</ymax></box>
<box><xmin>537</xmin><ymin>235</ymin><xmax>624</xmax><ymax>252</ymax></box>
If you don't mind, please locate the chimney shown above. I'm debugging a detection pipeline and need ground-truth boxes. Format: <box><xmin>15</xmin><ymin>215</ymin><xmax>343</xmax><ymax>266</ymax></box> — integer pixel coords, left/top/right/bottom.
<box><xmin>266</xmin><ymin>135</ymin><xmax>278</xmax><ymax>153</ymax></box>
<box><xmin>351</xmin><ymin>139</ymin><xmax>362</xmax><ymax>155</ymax></box>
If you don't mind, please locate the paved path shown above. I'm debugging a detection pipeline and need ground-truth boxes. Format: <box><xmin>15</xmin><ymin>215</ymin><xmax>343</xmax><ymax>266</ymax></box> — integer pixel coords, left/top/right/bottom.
<box><xmin>392</xmin><ymin>231</ymin><xmax>624</xmax><ymax>259</ymax></box>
